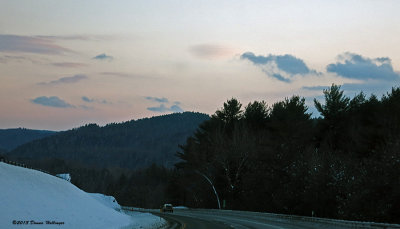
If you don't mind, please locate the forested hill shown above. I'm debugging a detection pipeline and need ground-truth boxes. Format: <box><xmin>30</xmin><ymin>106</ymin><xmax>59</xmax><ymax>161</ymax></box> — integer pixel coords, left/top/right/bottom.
<box><xmin>8</xmin><ymin>112</ymin><xmax>210</xmax><ymax>169</ymax></box>
<box><xmin>0</xmin><ymin>128</ymin><xmax>56</xmax><ymax>152</ymax></box>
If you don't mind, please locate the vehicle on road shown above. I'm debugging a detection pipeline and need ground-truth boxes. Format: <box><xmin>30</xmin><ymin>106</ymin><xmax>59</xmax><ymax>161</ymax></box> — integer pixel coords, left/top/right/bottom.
<box><xmin>160</xmin><ymin>204</ymin><xmax>173</xmax><ymax>213</ymax></box>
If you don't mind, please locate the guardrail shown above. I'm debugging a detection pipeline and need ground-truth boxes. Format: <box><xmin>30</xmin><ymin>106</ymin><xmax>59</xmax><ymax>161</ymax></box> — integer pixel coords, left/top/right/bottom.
<box><xmin>0</xmin><ymin>158</ymin><xmax>58</xmax><ymax>178</ymax></box>
<box><xmin>121</xmin><ymin>206</ymin><xmax>148</xmax><ymax>212</ymax></box>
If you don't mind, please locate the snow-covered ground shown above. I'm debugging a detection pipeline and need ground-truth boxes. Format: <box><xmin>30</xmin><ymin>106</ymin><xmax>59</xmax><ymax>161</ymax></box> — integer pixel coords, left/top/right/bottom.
<box><xmin>121</xmin><ymin>211</ymin><xmax>166</xmax><ymax>229</ymax></box>
<box><xmin>174</xmin><ymin>206</ymin><xmax>189</xmax><ymax>210</ymax></box>
<box><xmin>88</xmin><ymin>193</ymin><xmax>122</xmax><ymax>211</ymax></box>
<box><xmin>0</xmin><ymin>162</ymin><xmax>165</xmax><ymax>229</ymax></box>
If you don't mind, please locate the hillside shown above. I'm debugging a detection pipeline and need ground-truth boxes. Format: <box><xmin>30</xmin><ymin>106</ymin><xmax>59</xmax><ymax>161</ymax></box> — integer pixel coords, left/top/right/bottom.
<box><xmin>0</xmin><ymin>162</ymin><xmax>164</xmax><ymax>229</ymax></box>
<box><xmin>8</xmin><ymin>112</ymin><xmax>209</xmax><ymax>169</ymax></box>
<box><xmin>0</xmin><ymin>128</ymin><xmax>56</xmax><ymax>152</ymax></box>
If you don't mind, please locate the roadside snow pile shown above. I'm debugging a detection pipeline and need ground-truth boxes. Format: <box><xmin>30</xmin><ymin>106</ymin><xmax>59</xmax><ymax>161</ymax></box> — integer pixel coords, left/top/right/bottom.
<box><xmin>174</xmin><ymin>206</ymin><xmax>189</xmax><ymax>209</ymax></box>
<box><xmin>122</xmin><ymin>211</ymin><xmax>166</xmax><ymax>229</ymax></box>
<box><xmin>56</xmin><ymin>173</ymin><xmax>71</xmax><ymax>182</ymax></box>
<box><xmin>88</xmin><ymin>193</ymin><xmax>121</xmax><ymax>211</ymax></box>
<box><xmin>0</xmin><ymin>162</ymin><xmax>164</xmax><ymax>229</ymax></box>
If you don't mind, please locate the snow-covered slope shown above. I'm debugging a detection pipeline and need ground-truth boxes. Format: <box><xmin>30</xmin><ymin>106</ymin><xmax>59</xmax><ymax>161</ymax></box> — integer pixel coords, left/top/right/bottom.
<box><xmin>88</xmin><ymin>193</ymin><xmax>122</xmax><ymax>211</ymax></box>
<box><xmin>0</xmin><ymin>162</ymin><xmax>163</xmax><ymax>229</ymax></box>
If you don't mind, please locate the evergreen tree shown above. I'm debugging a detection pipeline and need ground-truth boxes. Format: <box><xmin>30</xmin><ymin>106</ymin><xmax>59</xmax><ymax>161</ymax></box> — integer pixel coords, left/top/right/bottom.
<box><xmin>314</xmin><ymin>84</ymin><xmax>350</xmax><ymax>121</ymax></box>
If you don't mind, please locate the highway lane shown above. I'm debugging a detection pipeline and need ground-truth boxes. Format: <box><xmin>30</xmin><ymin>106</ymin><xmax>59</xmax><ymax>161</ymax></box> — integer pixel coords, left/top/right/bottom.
<box><xmin>123</xmin><ymin>207</ymin><xmax>400</xmax><ymax>229</ymax></box>
<box><xmin>152</xmin><ymin>212</ymin><xmax>230</xmax><ymax>229</ymax></box>
<box><xmin>153</xmin><ymin>209</ymin><xmax>333</xmax><ymax>229</ymax></box>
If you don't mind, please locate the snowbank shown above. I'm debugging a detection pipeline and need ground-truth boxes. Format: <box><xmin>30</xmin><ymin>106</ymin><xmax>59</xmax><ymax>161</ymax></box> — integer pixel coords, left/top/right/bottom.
<box><xmin>88</xmin><ymin>193</ymin><xmax>121</xmax><ymax>211</ymax></box>
<box><xmin>56</xmin><ymin>173</ymin><xmax>71</xmax><ymax>182</ymax></box>
<box><xmin>0</xmin><ymin>162</ymin><xmax>164</xmax><ymax>229</ymax></box>
<box><xmin>174</xmin><ymin>206</ymin><xmax>189</xmax><ymax>209</ymax></box>
<box><xmin>122</xmin><ymin>211</ymin><xmax>166</xmax><ymax>229</ymax></box>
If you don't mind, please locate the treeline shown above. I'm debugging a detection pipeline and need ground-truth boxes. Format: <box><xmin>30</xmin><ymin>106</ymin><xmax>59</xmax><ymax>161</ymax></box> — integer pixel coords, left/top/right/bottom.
<box><xmin>13</xmin><ymin>157</ymin><xmax>174</xmax><ymax>209</ymax></box>
<box><xmin>172</xmin><ymin>85</ymin><xmax>400</xmax><ymax>223</ymax></box>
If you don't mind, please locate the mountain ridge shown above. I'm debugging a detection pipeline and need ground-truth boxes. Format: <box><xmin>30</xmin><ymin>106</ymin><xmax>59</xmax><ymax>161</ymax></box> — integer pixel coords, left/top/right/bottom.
<box><xmin>8</xmin><ymin>112</ymin><xmax>210</xmax><ymax>169</ymax></box>
<box><xmin>0</xmin><ymin>128</ymin><xmax>57</xmax><ymax>152</ymax></box>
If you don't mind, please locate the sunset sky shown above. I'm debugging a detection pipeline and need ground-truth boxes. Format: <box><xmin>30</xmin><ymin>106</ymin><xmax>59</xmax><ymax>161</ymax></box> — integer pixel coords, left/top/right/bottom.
<box><xmin>1</xmin><ymin>0</ymin><xmax>400</xmax><ymax>130</ymax></box>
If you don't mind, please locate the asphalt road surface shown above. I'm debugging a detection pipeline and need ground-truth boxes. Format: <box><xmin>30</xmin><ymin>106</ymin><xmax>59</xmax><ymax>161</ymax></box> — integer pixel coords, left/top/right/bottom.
<box><xmin>153</xmin><ymin>209</ymin><xmax>344</xmax><ymax>229</ymax></box>
<box><xmin>152</xmin><ymin>212</ymin><xmax>230</xmax><ymax>229</ymax></box>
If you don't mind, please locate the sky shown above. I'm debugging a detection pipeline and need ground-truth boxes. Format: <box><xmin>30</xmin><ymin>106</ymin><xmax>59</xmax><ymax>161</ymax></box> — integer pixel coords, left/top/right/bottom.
<box><xmin>1</xmin><ymin>0</ymin><xmax>400</xmax><ymax>130</ymax></box>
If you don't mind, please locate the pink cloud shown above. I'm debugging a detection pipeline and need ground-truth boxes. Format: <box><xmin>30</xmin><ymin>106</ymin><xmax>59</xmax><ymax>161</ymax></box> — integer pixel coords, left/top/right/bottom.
<box><xmin>189</xmin><ymin>44</ymin><xmax>236</xmax><ymax>59</ymax></box>
<box><xmin>0</xmin><ymin>34</ymin><xmax>72</xmax><ymax>54</ymax></box>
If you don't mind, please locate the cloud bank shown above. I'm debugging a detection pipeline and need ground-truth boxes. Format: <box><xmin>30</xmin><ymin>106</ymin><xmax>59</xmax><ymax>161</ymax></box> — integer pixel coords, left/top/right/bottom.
<box><xmin>0</xmin><ymin>34</ymin><xmax>71</xmax><ymax>54</ymax></box>
<box><xmin>38</xmin><ymin>74</ymin><xmax>88</xmax><ymax>85</ymax></box>
<box><xmin>147</xmin><ymin>104</ymin><xmax>184</xmax><ymax>113</ymax></box>
<box><xmin>327</xmin><ymin>52</ymin><xmax>400</xmax><ymax>81</ymax></box>
<box><xmin>242</xmin><ymin>51</ymin><xmax>400</xmax><ymax>95</ymax></box>
<box><xmin>31</xmin><ymin>96</ymin><xmax>74</xmax><ymax>108</ymax></box>
<box><xmin>82</xmin><ymin>96</ymin><xmax>94</xmax><ymax>103</ymax></box>
<box><xmin>241</xmin><ymin>52</ymin><xmax>314</xmax><ymax>82</ymax></box>
<box><xmin>93</xmin><ymin>53</ymin><xmax>113</xmax><ymax>61</ymax></box>
<box><xmin>145</xmin><ymin>97</ymin><xmax>169</xmax><ymax>103</ymax></box>
<box><xmin>302</xmin><ymin>53</ymin><xmax>400</xmax><ymax>97</ymax></box>
<box><xmin>82</xmin><ymin>96</ymin><xmax>110</xmax><ymax>104</ymax></box>
<box><xmin>146</xmin><ymin>96</ymin><xmax>183</xmax><ymax>113</ymax></box>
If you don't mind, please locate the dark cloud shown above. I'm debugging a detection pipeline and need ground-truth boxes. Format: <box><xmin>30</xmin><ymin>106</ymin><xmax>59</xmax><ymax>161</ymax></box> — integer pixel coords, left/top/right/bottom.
<box><xmin>0</xmin><ymin>34</ymin><xmax>71</xmax><ymax>54</ymax></box>
<box><xmin>82</xmin><ymin>96</ymin><xmax>111</xmax><ymax>104</ymax></box>
<box><xmin>82</xmin><ymin>96</ymin><xmax>94</xmax><ymax>103</ymax></box>
<box><xmin>170</xmin><ymin>105</ymin><xmax>184</xmax><ymax>113</ymax></box>
<box><xmin>327</xmin><ymin>52</ymin><xmax>400</xmax><ymax>81</ymax></box>
<box><xmin>275</xmin><ymin>55</ymin><xmax>311</xmax><ymax>75</ymax></box>
<box><xmin>241</xmin><ymin>52</ymin><xmax>313</xmax><ymax>82</ymax></box>
<box><xmin>147</xmin><ymin>104</ymin><xmax>168</xmax><ymax>112</ymax></box>
<box><xmin>147</xmin><ymin>104</ymin><xmax>183</xmax><ymax>113</ymax></box>
<box><xmin>146</xmin><ymin>96</ymin><xmax>184</xmax><ymax>113</ymax></box>
<box><xmin>189</xmin><ymin>44</ymin><xmax>234</xmax><ymax>59</ymax></box>
<box><xmin>272</xmin><ymin>73</ymin><xmax>291</xmax><ymax>83</ymax></box>
<box><xmin>52</xmin><ymin>62</ymin><xmax>88</xmax><ymax>68</ymax></box>
<box><xmin>38</xmin><ymin>74</ymin><xmax>88</xmax><ymax>85</ymax></box>
<box><xmin>241</xmin><ymin>52</ymin><xmax>310</xmax><ymax>74</ymax></box>
<box><xmin>241</xmin><ymin>52</ymin><xmax>269</xmax><ymax>65</ymax></box>
<box><xmin>93</xmin><ymin>53</ymin><xmax>113</xmax><ymax>61</ymax></box>
<box><xmin>145</xmin><ymin>97</ymin><xmax>169</xmax><ymax>103</ymax></box>
<box><xmin>31</xmin><ymin>96</ymin><xmax>74</xmax><ymax>108</ymax></box>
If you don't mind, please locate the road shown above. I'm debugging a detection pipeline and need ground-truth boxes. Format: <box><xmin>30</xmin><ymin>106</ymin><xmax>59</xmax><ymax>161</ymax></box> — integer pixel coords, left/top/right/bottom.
<box><xmin>121</xmin><ymin>207</ymin><xmax>400</xmax><ymax>229</ymax></box>
<box><xmin>152</xmin><ymin>209</ymin><xmax>343</xmax><ymax>229</ymax></box>
<box><xmin>152</xmin><ymin>212</ymin><xmax>230</xmax><ymax>229</ymax></box>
